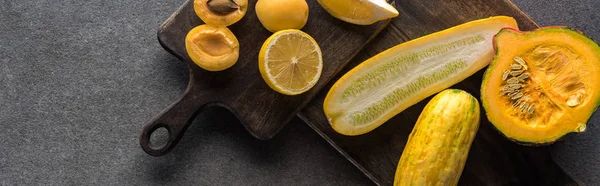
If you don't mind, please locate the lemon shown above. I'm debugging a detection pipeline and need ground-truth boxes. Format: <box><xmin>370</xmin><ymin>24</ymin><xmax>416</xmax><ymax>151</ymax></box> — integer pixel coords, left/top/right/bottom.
<box><xmin>258</xmin><ymin>29</ymin><xmax>323</xmax><ymax>95</ymax></box>
<box><xmin>317</xmin><ymin>0</ymin><xmax>399</xmax><ymax>25</ymax></box>
<box><xmin>255</xmin><ymin>0</ymin><xmax>309</xmax><ymax>32</ymax></box>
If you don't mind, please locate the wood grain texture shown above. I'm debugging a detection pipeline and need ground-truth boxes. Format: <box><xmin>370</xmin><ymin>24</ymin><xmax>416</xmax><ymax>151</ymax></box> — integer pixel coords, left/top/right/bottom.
<box><xmin>140</xmin><ymin>0</ymin><xmax>391</xmax><ymax>156</ymax></box>
<box><xmin>298</xmin><ymin>0</ymin><xmax>579</xmax><ymax>185</ymax></box>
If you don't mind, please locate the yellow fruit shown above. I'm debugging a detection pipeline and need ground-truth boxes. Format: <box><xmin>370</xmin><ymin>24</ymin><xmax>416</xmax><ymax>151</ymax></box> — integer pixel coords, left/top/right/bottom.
<box><xmin>185</xmin><ymin>24</ymin><xmax>239</xmax><ymax>71</ymax></box>
<box><xmin>258</xmin><ymin>29</ymin><xmax>323</xmax><ymax>95</ymax></box>
<box><xmin>255</xmin><ymin>0</ymin><xmax>309</xmax><ymax>32</ymax></box>
<box><xmin>194</xmin><ymin>0</ymin><xmax>248</xmax><ymax>26</ymax></box>
<box><xmin>317</xmin><ymin>0</ymin><xmax>399</xmax><ymax>25</ymax></box>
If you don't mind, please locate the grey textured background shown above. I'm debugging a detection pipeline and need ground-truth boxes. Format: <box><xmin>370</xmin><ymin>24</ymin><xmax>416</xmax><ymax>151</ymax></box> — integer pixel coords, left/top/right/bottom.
<box><xmin>0</xmin><ymin>0</ymin><xmax>598</xmax><ymax>185</ymax></box>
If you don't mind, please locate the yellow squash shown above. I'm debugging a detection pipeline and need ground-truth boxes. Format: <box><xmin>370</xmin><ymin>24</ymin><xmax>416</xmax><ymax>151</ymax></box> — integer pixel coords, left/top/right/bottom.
<box><xmin>394</xmin><ymin>89</ymin><xmax>480</xmax><ymax>186</ymax></box>
<box><xmin>323</xmin><ymin>16</ymin><xmax>517</xmax><ymax>135</ymax></box>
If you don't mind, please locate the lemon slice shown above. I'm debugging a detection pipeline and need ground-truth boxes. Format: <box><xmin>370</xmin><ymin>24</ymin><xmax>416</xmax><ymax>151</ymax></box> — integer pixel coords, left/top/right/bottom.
<box><xmin>259</xmin><ymin>29</ymin><xmax>323</xmax><ymax>95</ymax></box>
<box><xmin>317</xmin><ymin>0</ymin><xmax>399</xmax><ymax>25</ymax></box>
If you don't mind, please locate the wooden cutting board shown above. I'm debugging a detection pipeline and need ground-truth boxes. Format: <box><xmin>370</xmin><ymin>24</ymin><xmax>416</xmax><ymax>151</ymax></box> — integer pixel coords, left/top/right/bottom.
<box><xmin>298</xmin><ymin>0</ymin><xmax>580</xmax><ymax>185</ymax></box>
<box><xmin>139</xmin><ymin>0</ymin><xmax>391</xmax><ymax>156</ymax></box>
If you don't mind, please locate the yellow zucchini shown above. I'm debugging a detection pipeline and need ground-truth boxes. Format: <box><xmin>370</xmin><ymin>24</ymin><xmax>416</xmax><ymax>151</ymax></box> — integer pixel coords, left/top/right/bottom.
<box><xmin>323</xmin><ymin>16</ymin><xmax>517</xmax><ymax>135</ymax></box>
<box><xmin>394</xmin><ymin>89</ymin><xmax>480</xmax><ymax>186</ymax></box>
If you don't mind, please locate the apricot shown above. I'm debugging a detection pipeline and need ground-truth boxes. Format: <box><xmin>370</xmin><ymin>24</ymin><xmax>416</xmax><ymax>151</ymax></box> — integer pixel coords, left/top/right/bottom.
<box><xmin>255</xmin><ymin>0</ymin><xmax>309</xmax><ymax>32</ymax></box>
<box><xmin>185</xmin><ymin>24</ymin><xmax>239</xmax><ymax>71</ymax></box>
<box><xmin>194</xmin><ymin>0</ymin><xmax>248</xmax><ymax>26</ymax></box>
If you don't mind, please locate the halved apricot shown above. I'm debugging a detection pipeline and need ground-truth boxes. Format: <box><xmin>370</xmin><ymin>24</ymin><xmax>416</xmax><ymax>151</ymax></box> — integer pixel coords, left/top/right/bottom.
<box><xmin>194</xmin><ymin>0</ymin><xmax>248</xmax><ymax>26</ymax></box>
<box><xmin>185</xmin><ymin>24</ymin><xmax>239</xmax><ymax>71</ymax></box>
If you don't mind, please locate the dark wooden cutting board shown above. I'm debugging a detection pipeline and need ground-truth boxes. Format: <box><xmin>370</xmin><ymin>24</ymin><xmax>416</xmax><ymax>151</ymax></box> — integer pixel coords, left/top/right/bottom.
<box><xmin>298</xmin><ymin>0</ymin><xmax>580</xmax><ymax>185</ymax></box>
<box><xmin>139</xmin><ymin>0</ymin><xmax>391</xmax><ymax>155</ymax></box>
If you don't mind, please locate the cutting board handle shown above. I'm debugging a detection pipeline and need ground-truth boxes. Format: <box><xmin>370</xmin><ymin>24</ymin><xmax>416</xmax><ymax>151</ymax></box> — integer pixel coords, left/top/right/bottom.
<box><xmin>139</xmin><ymin>77</ymin><xmax>208</xmax><ymax>156</ymax></box>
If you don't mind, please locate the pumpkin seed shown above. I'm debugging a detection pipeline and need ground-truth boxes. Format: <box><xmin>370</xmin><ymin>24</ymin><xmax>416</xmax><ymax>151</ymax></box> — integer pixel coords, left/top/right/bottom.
<box><xmin>520</xmin><ymin>102</ymin><xmax>528</xmax><ymax>113</ymax></box>
<box><xmin>566</xmin><ymin>94</ymin><xmax>581</xmax><ymax>107</ymax></box>
<box><xmin>518</xmin><ymin>73</ymin><xmax>529</xmax><ymax>80</ymax></box>
<box><xmin>502</xmin><ymin>87</ymin><xmax>515</xmax><ymax>94</ymax></box>
<box><xmin>514</xmin><ymin>56</ymin><xmax>528</xmax><ymax>70</ymax></box>
<box><xmin>511</xmin><ymin>92</ymin><xmax>523</xmax><ymax>100</ymax></box>
<box><xmin>508</xmin><ymin>91</ymin><xmax>519</xmax><ymax>98</ymax></box>
<box><xmin>506</xmin><ymin>77</ymin><xmax>519</xmax><ymax>84</ymax></box>
<box><xmin>507</xmin><ymin>83</ymin><xmax>523</xmax><ymax>90</ymax></box>
<box><xmin>511</xmin><ymin>64</ymin><xmax>522</xmax><ymax>70</ymax></box>
<box><xmin>502</xmin><ymin>70</ymin><xmax>510</xmax><ymax>81</ymax></box>
<box><xmin>528</xmin><ymin>104</ymin><xmax>535</xmax><ymax>114</ymax></box>
<box><xmin>513</xmin><ymin>98</ymin><xmax>522</xmax><ymax>107</ymax></box>
<box><xmin>510</xmin><ymin>70</ymin><xmax>523</xmax><ymax>76</ymax></box>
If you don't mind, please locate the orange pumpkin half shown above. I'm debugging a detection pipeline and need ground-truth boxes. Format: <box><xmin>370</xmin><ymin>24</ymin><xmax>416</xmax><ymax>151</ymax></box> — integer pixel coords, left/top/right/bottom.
<box><xmin>481</xmin><ymin>27</ymin><xmax>600</xmax><ymax>144</ymax></box>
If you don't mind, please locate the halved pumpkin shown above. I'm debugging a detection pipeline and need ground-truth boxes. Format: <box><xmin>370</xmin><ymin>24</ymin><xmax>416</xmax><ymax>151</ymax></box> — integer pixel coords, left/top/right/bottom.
<box><xmin>481</xmin><ymin>27</ymin><xmax>600</xmax><ymax>144</ymax></box>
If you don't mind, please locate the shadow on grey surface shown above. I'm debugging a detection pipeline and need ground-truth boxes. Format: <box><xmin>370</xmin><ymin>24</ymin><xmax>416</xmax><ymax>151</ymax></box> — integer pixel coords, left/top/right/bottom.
<box><xmin>132</xmin><ymin>105</ymin><xmax>372</xmax><ymax>185</ymax></box>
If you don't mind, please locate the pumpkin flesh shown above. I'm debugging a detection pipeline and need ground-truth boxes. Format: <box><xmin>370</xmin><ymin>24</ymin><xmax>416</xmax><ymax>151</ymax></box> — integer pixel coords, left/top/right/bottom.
<box><xmin>482</xmin><ymin>27</ymin><xmax>600</xmax><ymax>144</ymax></box>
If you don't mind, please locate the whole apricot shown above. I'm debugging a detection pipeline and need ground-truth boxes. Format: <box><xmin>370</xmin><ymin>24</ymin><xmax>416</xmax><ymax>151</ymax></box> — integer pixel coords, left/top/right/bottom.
<box><xmin>255</xmin><ymin>0</ymin><xmax>309</xmax><ymax>32</ymax></box>
<box><xmin>185</xmin><ymin>24</ymin><xmax>239</xmax><ymax>71</ymax></box>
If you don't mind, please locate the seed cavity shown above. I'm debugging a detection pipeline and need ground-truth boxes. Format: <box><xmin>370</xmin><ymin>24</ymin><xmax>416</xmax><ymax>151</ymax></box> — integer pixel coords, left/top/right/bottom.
<box><xmin>349</xmin><ymin>60</ymin><xmax>467</xmax><ymax>125</ymax></box>
<box><xmin>341</xmin><ymin>35</ymin><xmax>484</xmax><ymax>103</ymax></box>
<box><xmin>207</xmin><ymin>0</ymin><xmax>240</xmax><ymax>15</ymax></box>
<box><xmin>503</xmin><ymin>56</ymin><xmax>535</xmax><ymax>116</ymax></box>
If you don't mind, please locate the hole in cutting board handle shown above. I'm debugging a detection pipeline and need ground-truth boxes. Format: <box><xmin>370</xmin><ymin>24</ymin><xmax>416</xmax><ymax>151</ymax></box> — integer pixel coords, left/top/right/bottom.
<box><xmin>149</xmin><ymin>126</ymin><xmax>169</xmax><ymax>150</ymax></box>
<box><xmin>140</xmin><ymin>122</ymin><xmax>175</xmax><ymax>156</ymax></box>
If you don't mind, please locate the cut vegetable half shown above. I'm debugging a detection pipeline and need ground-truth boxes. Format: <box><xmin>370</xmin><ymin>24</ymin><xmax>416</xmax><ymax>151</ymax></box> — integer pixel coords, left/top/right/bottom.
<box><xmin>481</xmin><ymin>27</ymin><xmax>600</xmax><ymax>144</ymax></box>
<box><xmin>323</xmin><ymin>16</ymin><xmax>518</xmax><ymax>136</ymax></box>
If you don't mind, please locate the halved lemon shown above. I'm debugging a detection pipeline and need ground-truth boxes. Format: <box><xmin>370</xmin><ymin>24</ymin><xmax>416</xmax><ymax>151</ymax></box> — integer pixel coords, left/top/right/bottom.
<box><xmin>317</xmin><ymin>0</ymin><xmax>399</xmax><ymax>25</ymax></box>
<box><xmin>258</xmin><ymin>29</ymin><xmax>323</xmax><ymax>95</ymax></box>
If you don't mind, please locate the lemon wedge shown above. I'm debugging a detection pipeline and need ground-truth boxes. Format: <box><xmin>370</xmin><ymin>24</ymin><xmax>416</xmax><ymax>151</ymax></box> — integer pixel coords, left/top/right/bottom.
<box><xmin>317</xmin><ymin>0</ymin><xmax>399</xmax><ymax>25</ymax></box>
<box><xmin>258</xmin><ymin>29</ymin><xmax>323</xmax><ymax>95</ymax></box>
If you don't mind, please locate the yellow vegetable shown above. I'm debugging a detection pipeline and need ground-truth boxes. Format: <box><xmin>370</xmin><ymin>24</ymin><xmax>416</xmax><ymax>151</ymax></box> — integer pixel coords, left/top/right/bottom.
<box><xmin>481</xmin><ymin>27</ymin><xmax>600</xmax><ymax>144</ymax></box>
<box><xmin>323</xmin><ymin>16</ymin><xmax>518</xmax><ymax>136</ymax></box>
<box><xmin>394</xmin><ymin>89</ymin><xmax>480</xmax><ymax>186</ymax></box>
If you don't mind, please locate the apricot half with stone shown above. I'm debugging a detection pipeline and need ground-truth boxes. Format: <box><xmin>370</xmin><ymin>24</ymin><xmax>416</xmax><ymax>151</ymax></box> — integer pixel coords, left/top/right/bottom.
<box><xmin>185</xmin><ymin>24</ymin><xmax>239</xmax><ymax>71</ymax></box>
<box><xmin>194</xmin><ymin>0</ymin><xmax>248</xmax><ymax>26</ymax></box>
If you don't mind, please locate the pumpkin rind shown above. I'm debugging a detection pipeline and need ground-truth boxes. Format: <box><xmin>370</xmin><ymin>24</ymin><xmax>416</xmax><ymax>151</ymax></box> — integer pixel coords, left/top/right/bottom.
<box><xmin>481</xmin><ymin>27</ymin><xmax>600</xmax><ymax>144</ymax></box>
<box><xmin>394</xmin><ymin>89</ymin><xmax>480</xmax><ymax>186</ymax></box>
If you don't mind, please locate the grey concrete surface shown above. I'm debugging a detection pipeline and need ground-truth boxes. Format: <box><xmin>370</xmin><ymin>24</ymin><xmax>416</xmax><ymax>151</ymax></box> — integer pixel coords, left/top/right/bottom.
<box><xmin>0</xmin><ymin>0</ymin><xmax>599</xmax><ymax>185</ymax></box>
